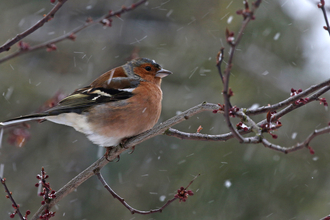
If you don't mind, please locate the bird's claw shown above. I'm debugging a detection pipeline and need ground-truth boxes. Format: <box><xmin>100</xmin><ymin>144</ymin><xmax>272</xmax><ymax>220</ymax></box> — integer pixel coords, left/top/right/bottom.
<box><xmin>128</xmin><ymin>146</ymin><xmax>136</xmax><ymax>154</ymax></box>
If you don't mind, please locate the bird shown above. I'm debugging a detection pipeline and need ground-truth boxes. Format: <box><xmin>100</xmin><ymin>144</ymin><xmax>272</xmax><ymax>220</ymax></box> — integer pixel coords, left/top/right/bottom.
<box><xmin>0</xmin><ymin>58</ymin><xmax>172</xmax><ymax>148</ymax></box>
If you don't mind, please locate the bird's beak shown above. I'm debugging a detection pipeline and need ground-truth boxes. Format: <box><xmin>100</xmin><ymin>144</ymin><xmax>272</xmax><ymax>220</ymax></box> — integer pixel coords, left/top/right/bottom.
<box><xmin>156</xmin><ymin>68</ymin><xmax>172</xmax><ymax>78</ymax></box>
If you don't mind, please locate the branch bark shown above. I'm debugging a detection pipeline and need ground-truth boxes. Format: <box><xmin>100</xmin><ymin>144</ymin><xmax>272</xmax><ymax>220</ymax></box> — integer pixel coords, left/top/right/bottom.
<box><xmin>0</xmin><ymin>0</ymin><xmax>68</xmax><ymax>53</ymax></box>
<box><xmin>0</xmin><ymin>0</ymin><xmax>147</xmax><ymax>65</ymax></box>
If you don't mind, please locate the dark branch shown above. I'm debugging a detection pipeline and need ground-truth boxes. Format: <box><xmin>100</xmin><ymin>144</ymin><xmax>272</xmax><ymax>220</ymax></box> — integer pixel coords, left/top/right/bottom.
<box><xmin>258</xmin><ymin>85</ymin><xmax>330</xmax><ymax>125</ymax></box>
<box><xmin>216</xmin><ymin>47</ymin><xmax>225</xmax><ymax>84</ymax></box>
<box><xmin>0</xmin><ymin>0</ymin><xmax>147</xmax><ymax>64</ymax></box>
<box><xmin>261</xmin><ymin>125</ymin><xmax>330</xmax><ymax>154</ymax></box>
<box><xmin>221</xmin><ymin>0</ymin><xmax>262</xmax><ymax>143</ymax></box>
<box><xmin>318</xmin><ymin>0</ymin><xmax>330</xmax><ymax>36</ymax></box>
<box><xmin>0</xmin><ymin>0</ymin><xmax>68</xmax><ymax>53</ymax></box>
<box><xmin>94</xmin><ymin>170</ymin><xmax>179</xmax><ymax>215</ymax></box>
<box><xmin>165</xmin><ymin>127</ymin><xmax>250</xmax><ymax>141</ymax></box>
<box><xmin>245</xmin><ymin>79</ymin><xmax>330</xmax><ymax>115</ymax></box>
<box><xmin>1</xmin><ymin>178</ymin><xmax>24</xmax><ymax>220</ymax></box>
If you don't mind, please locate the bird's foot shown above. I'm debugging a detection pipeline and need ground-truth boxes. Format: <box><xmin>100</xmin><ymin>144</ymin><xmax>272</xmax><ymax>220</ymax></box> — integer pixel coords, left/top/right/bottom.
<box><xmin>104</xmin><ymin>147</ymin><xmax>121</xmax><ymax>162</ymax></box>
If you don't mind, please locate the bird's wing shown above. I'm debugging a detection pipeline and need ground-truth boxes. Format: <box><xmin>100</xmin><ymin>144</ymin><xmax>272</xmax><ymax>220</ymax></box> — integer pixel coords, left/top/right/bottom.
<box><xmin>0</xmin><ymin>77</ymin><xmax>141</xmax><ymax>126</ymax></box>
<box><xmin>45</xmin><ymin>77</ymin><xmax>140</xmax><ymax>115</ymax></box>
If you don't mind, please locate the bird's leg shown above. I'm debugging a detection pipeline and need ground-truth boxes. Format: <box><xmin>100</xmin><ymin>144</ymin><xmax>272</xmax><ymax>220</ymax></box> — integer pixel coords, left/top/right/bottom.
<box><xmin>119</xmin><ymin>138</ymin><xmax>136</xmax><ymax>154</ymax></box>
<box><xmin>104</xmin><ymin>147</ymin><xmax>112</xmax><ymax>161</ymax></box>
<box><xmin>104</xmin><ymin>147</ymin><xmax>121</xmax><ymax>162</ymax></box>
<box><xmin>128</xmin><ymin>146</ymin><xmax>136</xmax><ymax>154</ymax></box>
<box><xmin>119</xmin><ymin>138</ymin><xmax>129</xmax><ymax>149</ymax></box>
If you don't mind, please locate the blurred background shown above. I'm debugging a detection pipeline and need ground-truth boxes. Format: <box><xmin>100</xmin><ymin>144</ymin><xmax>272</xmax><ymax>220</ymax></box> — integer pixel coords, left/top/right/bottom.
<box><xmin>0</xmin><ymin>0</ymin><xmax>330</xmax><ymax>219</ymax></box>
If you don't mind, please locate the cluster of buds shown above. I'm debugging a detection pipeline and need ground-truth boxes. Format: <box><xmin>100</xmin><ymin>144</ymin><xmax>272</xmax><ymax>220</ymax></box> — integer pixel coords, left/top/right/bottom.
<box><xmin>225</xmin><ymin>28</ymin><xmax>235</xmax><ymax>46</ymax></box>
<box><xmin>236</xmin><ymin>0</ymin><xmax>256</xmax><ymax>20</ymax></box>
<box><xmin>236</xmin><ymin>122</ymin><xmax>249</xmax><ymax>131</ymax></box>
<box><xmin>212</xmin><ymin>104</ymin><xmax>224</xmax><ymax>114</ymax></box>
<box><xmin>260</xmin><ymin>111</ymin><xmax>282</xmax><ymax>139</ymax></box>
<box><xmin>317</xmin><ymin>0</ymin><xmax>325</xmax><ymax>8</ymax></box>
<box><xmin>101</xmin><ymin>18</ymin><xmax>113</xmax><ymax>27</ymax></box>
<box><xmin>18</xmin><ymin>41</ymin><xmax>30</xmax><ymax>51</ymax></box>
<box><xmin>174</xmin><ymin>187</ymin><xmax>194</xmax><ymax>202</ymax></box>
<box><xmin>319</xmin><ymin>97</ymin><xmax>328</xmax><ymax>106</ymax></box>
<box><xmin>228</xmin><ymin>106</ymin><xmax>240</xmax><ymax>117</ymax></box>
<box><xmin>46</xmin><ymin>44</ymin><xmax>57</xmax><ymax>52</ymax></box>
<box><xmin>101</xmin><ymin>11</ymin><xmax>115</xmax><ymax>27</ymax></box>
<box><xmin>228</xmin><ymin>88</ymin><xmax>234</xmax><ymax>98</ymax></box>
<box><xmin>35</xmin><ymin>167</ymin><xmax>56</xmax><ymax>205</ymax></box>
<box><xmin>9</xmin><ymin>209</ymin><xmax>31</xmax><ymax>219</ymax></box>
<box><xmin>68</xmin><ymin>33</ymin><xmax>76</xmax><ymax>41</ymax></box>
<box><xmin>35</xmin><ymin>168</ymin><xmax>56</xmax><ymax>219</ymax></box>
<box><xmin>308</xmin><ymin>146</ymin><xmax>315</xmax><ymax>155</ymax></box>
<box><xmin>39</xmin><ymin>209</ymin><xmax>55</xmax><ymax>220</ymax></box>
<box><xmin>290</xmin><ymin>88</ymin><xmax>309</xmax><ymax>105</ymax></box>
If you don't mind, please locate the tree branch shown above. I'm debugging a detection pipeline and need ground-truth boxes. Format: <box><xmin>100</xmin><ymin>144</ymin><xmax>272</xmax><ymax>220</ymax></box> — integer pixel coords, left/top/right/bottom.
<box><xmin>94</xmin><ymin>170</ymin><xmax>178</xmax><ymax>214</ymax></box>
<box><xmin>261</xmin><ymin>125</ymin><xmax>330</xmax><ymax>154</ymax></box>
<box><xmin>222</xmin><ymin>0</ymin><xmax>262</xmax><ymax>143</ymax></box>
<box><xmin>1</xmin><ymin>178</ymin><xmax>25</xmax><ymax>220</ymax></box>
<box><xmin>318</xmin><ymin>0</ymin><xmax>330</xmax><ymax>36</ymax></box>
<box><xmin>245</xmin><ymin>79</ymin><xmax>330</xmax><ymax>115</ymax></box>
<box><xmin>0</xmin><ymin>0</ymin><xmax>147</xmax><ymax>64</ymax></box>
<box><xmin>0</xmin><ymin>0</ymin><xmax>68</xmax><ymax>54</ymax></box>
<box><xmin>257</xmin><ymin>85</ymin><xmax>330</xmax><ymax>126</ymax></box>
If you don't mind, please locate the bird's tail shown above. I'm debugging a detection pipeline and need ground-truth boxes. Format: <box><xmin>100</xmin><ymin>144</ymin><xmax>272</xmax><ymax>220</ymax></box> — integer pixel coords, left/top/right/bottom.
<box><xmin>0</xmin><ymin>113</ymin><xmax>49</xmax><ymax>127</ymax></box>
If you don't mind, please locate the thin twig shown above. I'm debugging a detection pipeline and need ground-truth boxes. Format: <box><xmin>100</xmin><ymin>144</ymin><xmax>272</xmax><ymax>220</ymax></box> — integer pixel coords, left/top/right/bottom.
<box><xmin>1</xmin><ymin>178</ymin><xmax>24</xmax><ymax>220</ymax></box>
<box><xmin>184</xmin><ymin>174</ymin><xmax>200</xmax><ymax>189</ymax></box>
<box><xmin>0</xmin><ymin>0</ymin><xmax>68</xmax><ymax>53</ymax></box>
<box><xmin>245</xmin><ymin>79</ymin><xmax>330</xmax><ymax>115</ymax></box>
<box><xmin>318</xmin><ymin>0</ymin><xmax>330</xmax><ymax>36</ymax></box>
<box><xmin>261</xmin><ymin>125</ymin><xmax>330</xmax><ymax>153</ymax></box>
<box><xmin>216</xmin><ymin>47</ymin><xmax>225</xmax><ymax>83</ymax></box>
<box><xmin>0</xmin><ymin>0</ymin><xmax>147</xmax><ymax>64</ymax></box>
<box><xmin>165</xmin><ymin>127</ymin><xmax>250</xmax><ymax>141</ymax></box>
<box><xmin>258</xmin><ymin>85</ymin><xmax>330</xmax><ymax>125</ymax></box>
<box><xmin>95</xmin><ymin>170</ymin><xmax>178</xmax><ymax>214</ymax></box>
<box><xmin>222</xmin><ymin>0</ymin><xmax>262</xmax><ymax>143</ymax></box>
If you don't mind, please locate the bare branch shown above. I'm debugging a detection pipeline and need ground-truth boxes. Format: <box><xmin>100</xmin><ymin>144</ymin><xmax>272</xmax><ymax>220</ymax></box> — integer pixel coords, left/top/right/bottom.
<box><xmin>0</xmin><ymin>0</ymin><xmax>68</xmax><ymax>54</ymax></box>
<box><xmin>318</xmin><ymin>0</ymin><xmax>330</xmax><ymax>36</ymax></box>
<box><xmin>216</xmin><ymin>47</ymin><xmax>225</xmax><ymax>83</ymax></box>
<box><xmin>95</xmin><ymin>170</ymin><xmax>178</xmax><ymax>214</ymax></box>
<box><xmin>0</xmin><ymin>0</ymin><xmax>147</xmax><ymax>64</ymax></box>
<box><xmin>165</xmin><ymin>127</ymin><xmax>252</xmax><ymax>141</ymax></box>
<box><xmin>1</xmin><ymin>178</ymin><xmax>25</xmax><ymax>220</ymax></box>
<box><xmin>257</xmin><ymin>85</ymin><xmax>330</xmax><ymax>126</ymax></box>
<box><xmin>261</xmin><ymin>125</ymin><xmax>330</xmax><ymax>154</ymax></box>
<box><xmin>245</xmin><ymin>79</ymin><xmax>330</xmax><ymax>115</ymax></box>
<box><xmin>123</xmin><ymin>102</ymin><xmax>223</xmax><ymax>148</ymax></box>
<box><xmin>222</xmin><ymin>0</ymin><xmax>262</xmax><ymax>143</ymax></box>
<box><xmin>166</xmin><ymin>128</ymin><xmax>233</xmax><ymax>141</ymax></box>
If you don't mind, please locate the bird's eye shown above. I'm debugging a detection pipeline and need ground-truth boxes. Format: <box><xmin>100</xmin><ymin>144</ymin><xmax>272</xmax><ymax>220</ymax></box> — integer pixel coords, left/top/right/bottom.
<box><xmin>145</xmin><ymin>66</ymin><xmax>152</xmax><ymax>71</ymax></box>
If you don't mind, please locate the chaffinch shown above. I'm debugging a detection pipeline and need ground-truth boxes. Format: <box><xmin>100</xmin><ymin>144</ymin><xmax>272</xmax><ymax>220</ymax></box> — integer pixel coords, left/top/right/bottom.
<box><xmin>0</xmin><ymin>58</ymin><xmax>172</xmax><ymax>147</ymax></box>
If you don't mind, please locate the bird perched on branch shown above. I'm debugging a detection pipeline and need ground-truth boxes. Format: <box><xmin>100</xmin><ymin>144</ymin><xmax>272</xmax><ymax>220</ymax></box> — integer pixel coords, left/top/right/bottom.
<box><xmin>0</xmin><ymin>58</ymin><xmax>172</xmax><ymax>148</ymax></box>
